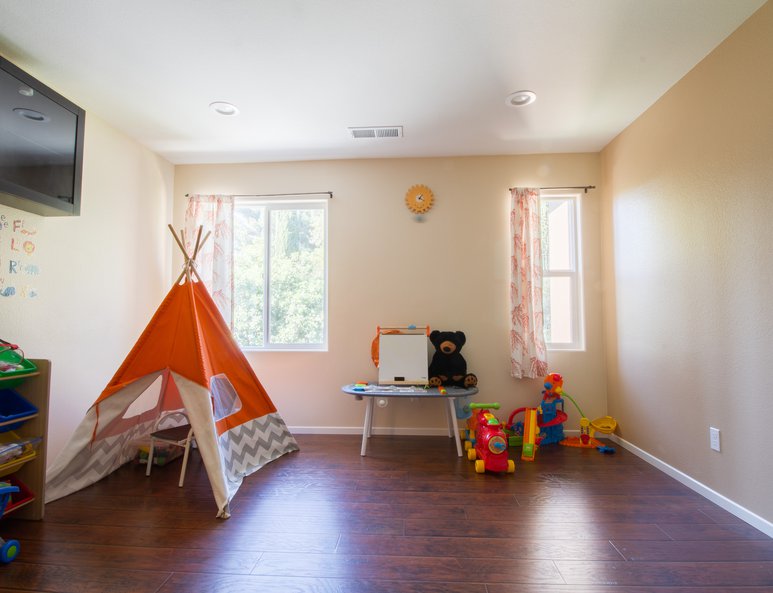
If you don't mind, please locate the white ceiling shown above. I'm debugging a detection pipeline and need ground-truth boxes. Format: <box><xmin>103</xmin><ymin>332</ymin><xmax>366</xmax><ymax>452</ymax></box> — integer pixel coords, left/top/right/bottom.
<box><xmin>0</xmin><ymin>0</ymin><xmax>766</xmax><ymax>165</ymax></box>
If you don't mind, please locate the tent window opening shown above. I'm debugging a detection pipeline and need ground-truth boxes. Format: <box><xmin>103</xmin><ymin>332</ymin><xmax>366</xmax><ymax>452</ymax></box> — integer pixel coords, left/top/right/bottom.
<box><xmin>121</xmin><ymin>375</ymin><xmax>164</xmax><ymax>419</ymax></box>
<box><xmin>233</xmin><ymin>199</ymin><xmax>328</xmax><ymax>351</ymax></box>
<box><xmin>210</xmin><ymin>374</ymin><xmax>243</xmax><ymax>422</ymax></box>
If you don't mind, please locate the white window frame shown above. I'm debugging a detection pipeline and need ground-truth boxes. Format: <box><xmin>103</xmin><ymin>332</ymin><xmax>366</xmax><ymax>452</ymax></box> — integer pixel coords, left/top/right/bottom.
<box><xmin>234</xmin><ymin>197</ymin><xmax>328</xmax><ymax>352</ymax></box>
<box><xmin>540</xmin><ymin>190</ymin><xmax>584</xmax><ymax>351</ymax></box>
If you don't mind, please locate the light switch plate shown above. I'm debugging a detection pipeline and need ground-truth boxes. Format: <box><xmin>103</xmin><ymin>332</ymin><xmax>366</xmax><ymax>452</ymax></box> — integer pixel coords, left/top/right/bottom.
<box><xmin>709</xmin><ymin>427</ymin><xmax>721</xmax><ymax>452</ymax></box>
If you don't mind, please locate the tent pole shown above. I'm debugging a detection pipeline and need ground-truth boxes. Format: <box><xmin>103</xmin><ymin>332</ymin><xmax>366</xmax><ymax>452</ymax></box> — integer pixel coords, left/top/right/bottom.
<box><xmin>168</xmin><ymin>225</ymin><xmax>188</xmax><ymax>258</ymax></box>
<box><xmin>191</xmin><ymin>226</ymin><xmax>203</xmax><ymax>260</ymax></box>
<box><xmin>169</xmin><ymin>223</ymin><xmax>210</xmax><ymax>285</ymax></box>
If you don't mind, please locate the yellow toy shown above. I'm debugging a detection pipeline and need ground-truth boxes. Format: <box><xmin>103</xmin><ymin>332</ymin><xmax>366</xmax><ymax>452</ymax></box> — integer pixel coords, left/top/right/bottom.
<box><xmin>520</xmin><ymin>407</ymin><xmax>540</xmax><ymax>461</ymax></box>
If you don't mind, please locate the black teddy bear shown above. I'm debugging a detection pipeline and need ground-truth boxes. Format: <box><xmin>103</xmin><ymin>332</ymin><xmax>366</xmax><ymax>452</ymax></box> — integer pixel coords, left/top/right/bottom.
<box><xmin>428</xmin><ymin>330</ymin><xmax>478</xmax><ymax>388</ymax></box>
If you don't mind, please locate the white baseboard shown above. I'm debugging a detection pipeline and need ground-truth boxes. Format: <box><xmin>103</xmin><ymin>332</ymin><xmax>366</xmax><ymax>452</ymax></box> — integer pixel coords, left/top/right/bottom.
<box><xmin>289</xmin><ymin>426</ymin><xmax>451</xmax><ymax>436</ymax></box>
<box><xmin>609</xmin><ymin>434</ymin><xmax>773</xmax><ymax>538</ymax></box>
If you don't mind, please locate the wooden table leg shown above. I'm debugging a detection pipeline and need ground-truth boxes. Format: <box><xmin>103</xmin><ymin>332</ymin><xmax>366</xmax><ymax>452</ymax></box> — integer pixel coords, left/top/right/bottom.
<box><xmin>447</xmin><ymin>398</ymin><xmax>462</xmax><ymax>457</ymax></box>
<box><xmin>361</xmin><ymin>397</ymin><xmax>375</xmax><ymax>456</ymax></box>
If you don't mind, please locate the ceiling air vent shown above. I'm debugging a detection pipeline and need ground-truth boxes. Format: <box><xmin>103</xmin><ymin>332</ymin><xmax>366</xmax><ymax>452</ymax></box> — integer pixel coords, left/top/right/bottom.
<box><xmin>348</xmin><ymin>126</ymin><xmax>403</xmax><ymax>139</ymax></box>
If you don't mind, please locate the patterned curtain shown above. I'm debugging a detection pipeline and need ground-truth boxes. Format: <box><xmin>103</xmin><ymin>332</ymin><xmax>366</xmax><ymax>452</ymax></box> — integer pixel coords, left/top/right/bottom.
<box><xmin>184</xmin><ymin>194</ymin><xmax>234</xmax><ymax>327</ymax></box>
<box><xmin>509</xmin><ymin>187</ymin><xmax>548</xmax><ymax>379</ymax></box>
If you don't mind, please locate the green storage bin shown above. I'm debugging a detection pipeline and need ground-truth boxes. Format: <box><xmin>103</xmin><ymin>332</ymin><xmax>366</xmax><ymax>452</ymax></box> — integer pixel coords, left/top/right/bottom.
<box><xmin>0</xmin><ymin>348</ymin><xmax>37</xmax><ymax>389</ymax></box>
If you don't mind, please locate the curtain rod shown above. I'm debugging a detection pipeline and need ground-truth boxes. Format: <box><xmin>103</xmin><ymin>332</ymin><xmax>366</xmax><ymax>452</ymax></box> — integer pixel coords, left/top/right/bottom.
<box><xmin>185</xmin><ymin>191</ymin><xmax>333</xmax><ymax>199</ymax></box>
<box><xmin>509</xmin><ymin>185</ymin><xmax>596</xmax><ymax>193</ymax></box>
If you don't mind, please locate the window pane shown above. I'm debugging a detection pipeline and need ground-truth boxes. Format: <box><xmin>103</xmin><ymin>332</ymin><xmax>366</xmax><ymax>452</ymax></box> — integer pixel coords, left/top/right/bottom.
<box><xmin>268</xmin><ymin>207</ymin><xmax>325</xmax><ymax>345</ymax></box>
<box><xmin>541</xmin><ymin>200</ymin><xmax>572</xmax><ymax>271</ymax></box>
<box><xmin>543</xmin><ymin>276</ymin><xmax>572</xmax><ymax>344</ymax></box>
<box><xmin>540</xmin><ymin>192</ymin><xmax>582</xmax><ymax>350</ymax></box>
<box><xmin>233</xmin><ymin>205</ymin><xmax>265</xmax><ymax>348</ymax></box>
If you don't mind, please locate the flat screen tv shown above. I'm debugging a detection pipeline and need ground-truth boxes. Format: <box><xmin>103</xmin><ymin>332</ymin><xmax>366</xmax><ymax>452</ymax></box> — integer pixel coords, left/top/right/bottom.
<box><xmin>0</xmin><ymin>55</ymin><xmax>85</xmax><ymax>216</ymax></box>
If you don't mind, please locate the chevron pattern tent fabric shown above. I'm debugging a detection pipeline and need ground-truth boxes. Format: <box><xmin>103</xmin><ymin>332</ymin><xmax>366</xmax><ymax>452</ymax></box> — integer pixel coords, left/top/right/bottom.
<box><xmin>46</xmin><ymin>418</ymin><xmax>155</xmax><ymax>503</ymax></box>
<box><xmin>220</xmin><ymin>413</ymin><xmax>299</xmax><ymax>498</ymax></box>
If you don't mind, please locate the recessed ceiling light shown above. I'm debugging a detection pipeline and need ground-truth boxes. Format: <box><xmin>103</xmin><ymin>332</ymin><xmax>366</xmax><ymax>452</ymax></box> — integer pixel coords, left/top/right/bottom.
<box><xmin>209</xmin><ymin>101</ymin><xmax>239</xmax><ymax>116</ymax></box>
<box><xmin>506</xmin><ymin>90</ymin><xmax>537</xmax><ymax>107</ymax></box>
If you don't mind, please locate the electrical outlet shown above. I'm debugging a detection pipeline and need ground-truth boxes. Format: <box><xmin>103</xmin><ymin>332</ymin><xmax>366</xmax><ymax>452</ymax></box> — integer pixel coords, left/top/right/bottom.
<box><xmin>709</xmin><ymin>427</ymin><xmax>721</xmax><ymax>452</ymax></box>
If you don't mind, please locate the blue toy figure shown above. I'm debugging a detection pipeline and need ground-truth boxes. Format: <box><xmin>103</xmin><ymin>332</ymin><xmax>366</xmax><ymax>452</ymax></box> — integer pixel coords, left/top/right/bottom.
<box><xmin>538</xmin><ymin>398</ymin><xmax>566</xmax><ymax>445</ymax></box>
<box><xmin>537</xmin><ymin>373</ymin><xmax>568</xmax><ymax>445</ymax></box>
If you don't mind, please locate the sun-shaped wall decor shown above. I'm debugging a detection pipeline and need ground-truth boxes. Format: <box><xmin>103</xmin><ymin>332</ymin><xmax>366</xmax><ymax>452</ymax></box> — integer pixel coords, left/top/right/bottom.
<box><xmin>405</xmin><ymin>184</ymin><xmax>434</xmax><ymax>215</ymax></box>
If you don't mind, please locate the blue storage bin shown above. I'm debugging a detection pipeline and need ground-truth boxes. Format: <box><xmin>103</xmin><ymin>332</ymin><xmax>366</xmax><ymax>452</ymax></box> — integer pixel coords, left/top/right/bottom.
<box><xmin>0</xmin><ymin>390</ymin><xmax>38</xmax><ymax>432</ymax></box>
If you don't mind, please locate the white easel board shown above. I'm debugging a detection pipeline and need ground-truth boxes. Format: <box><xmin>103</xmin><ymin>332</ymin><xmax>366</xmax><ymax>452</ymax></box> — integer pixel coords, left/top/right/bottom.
<box><xmin>378</xmin><ymin>333</ymin><xmax>429</xmax><ymax>385</ymax></box>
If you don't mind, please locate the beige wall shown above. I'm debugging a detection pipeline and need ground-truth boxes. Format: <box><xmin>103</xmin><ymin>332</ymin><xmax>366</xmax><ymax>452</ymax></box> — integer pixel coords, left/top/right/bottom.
<box><xmin>601</xmin><ymin>2</ymin><xmax>772</xmax><ymax>522</ymax></box>
<box><xmin>174</xmin><ymin>153</ymin><xmax>605</xmax><ymax>436</ymax></box>
<box><xmin>1</xmin><ymin>114</ymin><xmax>174</xmax><ymax>459</ymax></box>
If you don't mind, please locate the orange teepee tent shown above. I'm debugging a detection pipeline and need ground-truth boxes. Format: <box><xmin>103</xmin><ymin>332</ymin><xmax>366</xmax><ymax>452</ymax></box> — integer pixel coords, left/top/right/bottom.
<box><xmin>46</xmin><ymin>226</ymin><xmax>298</xmax><ymax>517</ymax></box>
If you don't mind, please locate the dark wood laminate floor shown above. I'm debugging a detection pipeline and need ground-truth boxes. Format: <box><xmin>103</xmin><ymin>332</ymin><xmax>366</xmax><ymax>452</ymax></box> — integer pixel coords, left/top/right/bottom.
<box><xmin>1</xmin><ymin>433</ymin><xmax>771</xmax><ymax>592</ymax></box>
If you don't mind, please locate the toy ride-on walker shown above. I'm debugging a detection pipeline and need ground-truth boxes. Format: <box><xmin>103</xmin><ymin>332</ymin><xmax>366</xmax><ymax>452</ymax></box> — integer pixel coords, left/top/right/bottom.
<box><xmin>464</xmin><ymin>403</ymin><xmax>515</xmax><ymax>474</ymax></box>
<box><xmin>0</xmin><ymin>483</ymin><xmax>20</xmax><ymax>563</ymax></box>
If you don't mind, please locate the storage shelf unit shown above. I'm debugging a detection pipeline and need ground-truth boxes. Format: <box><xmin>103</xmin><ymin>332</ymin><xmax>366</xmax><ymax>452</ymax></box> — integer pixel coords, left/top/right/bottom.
<box><xmin>0</xmin><ymin>359</ymin><xmax>50</xmax><ymax>520</ymax></box>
